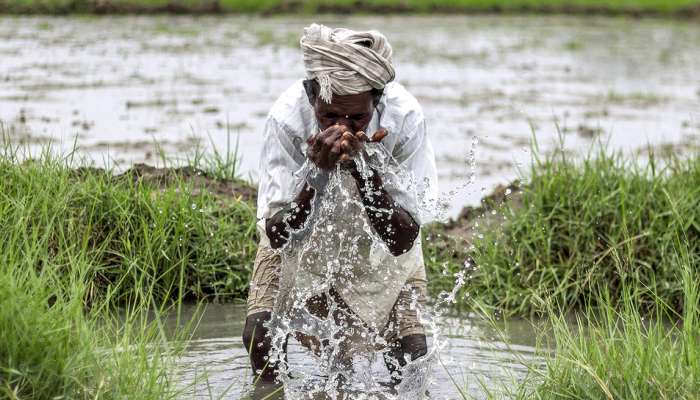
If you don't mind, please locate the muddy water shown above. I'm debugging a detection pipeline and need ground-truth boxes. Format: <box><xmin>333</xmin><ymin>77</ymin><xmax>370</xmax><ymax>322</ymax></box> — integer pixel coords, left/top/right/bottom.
<box><xmin>164</xmin><ymin>303</ymin><xmax>542</xmax><ymax>399</ymax></box>
<box><xmin>1</xmin><ymin>15</ymin><xmax>699</xmax><ymax>216</ymax></box>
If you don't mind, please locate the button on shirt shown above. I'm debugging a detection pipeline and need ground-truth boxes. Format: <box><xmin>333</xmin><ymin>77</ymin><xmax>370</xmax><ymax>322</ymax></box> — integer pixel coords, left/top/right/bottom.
<box><xmin>256</xmin><ymin>79</ymin><xmax>438</xmax><ymax>329</ymax></box>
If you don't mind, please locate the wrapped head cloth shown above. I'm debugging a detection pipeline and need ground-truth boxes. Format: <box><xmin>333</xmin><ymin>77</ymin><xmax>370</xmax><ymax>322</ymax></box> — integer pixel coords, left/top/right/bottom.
<box><xmin>300</xmin><ymin>23</ymin><xmax>395</xmax><ymax>104</ymax></box>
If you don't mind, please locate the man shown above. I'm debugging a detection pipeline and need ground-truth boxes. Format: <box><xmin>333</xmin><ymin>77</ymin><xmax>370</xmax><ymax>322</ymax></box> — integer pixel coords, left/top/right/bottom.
<box><xmin>242</xmin><ymin>23</ymin><xmax>438</xmax><ymax>389</ymax></box>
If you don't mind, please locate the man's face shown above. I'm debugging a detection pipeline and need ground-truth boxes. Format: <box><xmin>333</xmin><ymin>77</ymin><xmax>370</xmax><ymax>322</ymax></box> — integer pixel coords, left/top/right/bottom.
<box><xmin>313</xmin><ymin>91</ymin><xmax>374</xmax><ymax>133</ymax></box>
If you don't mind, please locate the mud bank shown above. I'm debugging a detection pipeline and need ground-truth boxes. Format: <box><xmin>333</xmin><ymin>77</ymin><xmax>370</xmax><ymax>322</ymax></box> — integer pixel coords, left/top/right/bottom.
<box><xmin>105</xmin><ymin>163</ymin><xmax>499</xmax><ymax>242</ymax></box>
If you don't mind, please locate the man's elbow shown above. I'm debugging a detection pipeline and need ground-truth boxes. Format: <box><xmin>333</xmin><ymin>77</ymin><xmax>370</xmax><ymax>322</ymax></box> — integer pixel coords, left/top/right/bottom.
<box><xmin>265</xmin><ymin>218</ymin><xmax>288</xmax><ymax>249</ymax></box>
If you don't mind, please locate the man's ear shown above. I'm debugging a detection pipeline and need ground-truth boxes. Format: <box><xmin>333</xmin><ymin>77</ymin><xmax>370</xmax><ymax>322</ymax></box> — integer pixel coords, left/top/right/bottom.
<box><xmin>303</xmin><ymin>79</ymin><xmax>318</xmax><ymax>106</ymax></box>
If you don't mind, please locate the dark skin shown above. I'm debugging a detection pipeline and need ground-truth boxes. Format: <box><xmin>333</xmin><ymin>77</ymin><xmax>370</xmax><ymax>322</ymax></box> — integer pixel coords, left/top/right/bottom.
<box><xmin>243</xmin><ymin>80</ymin><xmax>426</xmax><ymax>387</ymax></box>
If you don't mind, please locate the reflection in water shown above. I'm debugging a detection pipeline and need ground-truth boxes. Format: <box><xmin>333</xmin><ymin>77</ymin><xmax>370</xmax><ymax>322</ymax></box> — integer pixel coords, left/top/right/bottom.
<box><xmin>1</xmin><ymin>15</ymin><xmax>699</xmax><ymax>216</ymax></box>
<box><xmin>166</xmin><ymin>304</ymin><xmax>542</xmax><ymax>399</ymax></box>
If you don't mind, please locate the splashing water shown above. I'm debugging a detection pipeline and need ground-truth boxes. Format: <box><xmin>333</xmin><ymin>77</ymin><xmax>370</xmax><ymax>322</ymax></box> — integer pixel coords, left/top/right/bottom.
<box><xmin>254</xmin><ymin>136</ymin><xmax>478</xmax><ymax>399</ymax></box>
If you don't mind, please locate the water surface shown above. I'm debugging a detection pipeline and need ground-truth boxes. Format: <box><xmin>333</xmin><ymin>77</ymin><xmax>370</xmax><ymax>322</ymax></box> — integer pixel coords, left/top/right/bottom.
<box><xmin>165</xmin><ymin>303</ymin><xmax>543</xmax><ymax>399</ymax></box>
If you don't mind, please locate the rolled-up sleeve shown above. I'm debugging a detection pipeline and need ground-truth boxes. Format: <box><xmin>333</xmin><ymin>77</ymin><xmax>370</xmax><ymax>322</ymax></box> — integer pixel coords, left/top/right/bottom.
<box><xmin>256</xmin><ymin>117</ymin><xmax>306</xmax><ymax>220</ymax></box>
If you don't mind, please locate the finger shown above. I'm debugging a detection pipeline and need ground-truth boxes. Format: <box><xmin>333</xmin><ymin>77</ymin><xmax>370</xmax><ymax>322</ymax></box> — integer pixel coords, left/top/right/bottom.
<box><xmin>343</xmin><ymin>134</ymin><xmax>364</xmax><ymax>157</ymax></box>
<box><xmin>320</xmin><ymin>125</ymin><xmax>345</xmax><ymax>141</ymax></box>
<box><xmin>314</xmin><ymin>126</ymin><xmax>347</xmax><ymax>169</ymax></box>
<box><xmin>333</xmin><ymin>122</ymin><xmax>351</xmax><ymax>132</ymax></box>
<box><xmin>322</xmin><ymin>132</ymin><xmax>341</xmax><ymax>154</ymax></box>
<box><xmin>340</xmin><ymin>139</ymin><xmax>353</xmax><ymax>154</ymax></box>
<box><xmin>306</xmin><ymin>133</ymin><xmax>317</xmax><ymax>146</ymax></box>
<box><xmin>341</xmin><ymin>132</ymin><xmax>358</xmax><ymax>155</ymax></box>
<box><xmin>351</xmin><ymin>136</ymin><xmax>363</xmax><ymax>153</ymax></box>
<box><xmin>308</xmin><ymin>138</ymin><xmax>323</xmax><ymax>161</ymax></box>
<box><xmin>355</xmin><ymin>131</ymin><xmax>369</xmax><ymax>142</ymax></box>
<box><xmin>370</xmin><ymin>128</ymin><xmax>388</xmax><ymax>143</ymax></box>
<box><xmin>318</xmin><ymin>132</ymin><xmax>341</xmax><ymax>168</ymax></box>
<box><xmin>306</xmin><ymin>136</ymin><xmax>316</xmax><ymax>156</ymax></box>
<box><xmin>330</xmin><ymin>139</ymin><xmax>343</xmax><ymax>156</ymax></box>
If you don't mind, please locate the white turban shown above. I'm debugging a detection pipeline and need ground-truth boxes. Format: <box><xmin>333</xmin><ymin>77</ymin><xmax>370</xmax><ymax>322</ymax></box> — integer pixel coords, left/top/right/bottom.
<box><xmin>300</xmin><ymin>23</ymin><xmax>395</xmax><ymax>104</ymax></box>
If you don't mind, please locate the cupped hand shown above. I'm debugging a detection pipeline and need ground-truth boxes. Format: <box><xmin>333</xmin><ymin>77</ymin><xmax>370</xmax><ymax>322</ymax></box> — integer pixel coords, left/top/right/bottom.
<box><xmin>306</xmin><ymin>126</ymin><xmax>388</xmax><ymax>170</ymax></box>
<box><xmin>306</xmin><ymin>124</ymin><xmax>358</xmax><ymax>170</ymax></box>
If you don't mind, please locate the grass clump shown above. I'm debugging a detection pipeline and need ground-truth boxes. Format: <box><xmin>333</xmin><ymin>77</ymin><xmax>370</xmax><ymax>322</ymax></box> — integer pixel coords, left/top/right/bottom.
<box><xmin>463</xmin><ymin>148</ymin><xmax>699</xmax><ymax>317</ymax></box>
<box><xmin>468</xmin><ymin>248</ymin><xmax>700</xmax><ymax>400</ymax></box>
<box><xmin>0</xmin><ymin>222</ymin><xmax>181</xmax><ymax>399</ymax></box>
<box><xmin>445</xmin><ymin>145</ymin><xmax>700</xmax><ymax>399</ymax></box>
<box><xmin>531</xmin><ymin>277</ymin><xmax>699</xmax><ymax>399</ymax></box>
<box><xmin>0</xmin><ymin>264</ymin><xmax>179</xmax><ymax>399</ymax></box>
<box><xmin>0</xmin><ymin>141</ymin><xmax>252</xmax><ymax>398</ymax></box>
<box><xmin>0</xmin><ymin>146</ymin><xmax>257</xmax><ymax>307</ymax></box>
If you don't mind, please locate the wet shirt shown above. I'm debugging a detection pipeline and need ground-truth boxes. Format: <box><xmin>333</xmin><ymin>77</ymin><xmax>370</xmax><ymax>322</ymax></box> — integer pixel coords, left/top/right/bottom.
<box><xmin>256</xmin><ymin>79</ymin><xmax>438</xmax><ymax>329</ymax></box>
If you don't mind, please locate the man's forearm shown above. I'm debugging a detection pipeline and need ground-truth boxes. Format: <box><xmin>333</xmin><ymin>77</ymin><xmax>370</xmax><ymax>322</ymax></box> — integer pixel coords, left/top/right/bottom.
<box><xmin>350</xmin><ymin>166</ymin><xmax>419</xmax><ymax>256</ymax></box>
<box><xmin>265</xmin><ymin>183</ymin><xmax>316</xmax><ymax>249</ymax></box>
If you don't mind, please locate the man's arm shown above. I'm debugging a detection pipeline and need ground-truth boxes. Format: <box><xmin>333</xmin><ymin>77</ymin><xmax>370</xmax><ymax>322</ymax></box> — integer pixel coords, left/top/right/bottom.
<box><xmin>349</xmin><ymin>164</ymin><xmax>420</xmax><ymax>257</ymax></box>
<box><xmin>263</xmin><ymin>124</ymin><xmax>348</xmax><ymax>249</ymax></box>
<box><xmin>265</xmin><ymin>183</ymin><xmax>316</xmax><ymax>249</ymax></box>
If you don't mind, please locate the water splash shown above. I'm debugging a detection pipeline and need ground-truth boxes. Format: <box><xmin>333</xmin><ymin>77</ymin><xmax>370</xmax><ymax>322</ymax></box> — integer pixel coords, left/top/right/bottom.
<box><xmin>253</xmin><ymin>136</ymin><xmax>478</xmax><ymax>399</ymax></box>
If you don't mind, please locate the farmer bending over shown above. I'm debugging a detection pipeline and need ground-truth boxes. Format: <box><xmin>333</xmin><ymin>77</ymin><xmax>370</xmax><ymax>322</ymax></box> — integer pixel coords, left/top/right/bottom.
<box><xmin>242</xmin><ymin>23</ymin><xmax>438</xmax><ymax>387</ymax></box>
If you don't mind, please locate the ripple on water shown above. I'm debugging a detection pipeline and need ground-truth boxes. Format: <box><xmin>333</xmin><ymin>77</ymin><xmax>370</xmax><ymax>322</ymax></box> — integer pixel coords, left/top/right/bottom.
<box><xmin>167</xmin><ymin>304</ymin><xmax>543</xmax><ymax>399</ymax></box>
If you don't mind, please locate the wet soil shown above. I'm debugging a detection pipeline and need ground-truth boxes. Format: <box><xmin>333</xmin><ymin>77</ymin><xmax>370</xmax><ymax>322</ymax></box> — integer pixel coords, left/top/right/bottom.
<box><xmin>441</xmin><ymin>181</ymin><xmax>522</xmax><ymax>243</ymax></box>
<box><xmin>71</xmin><ymin>163</ymin><xmax>257</xmax><ymax>202</ymax></box>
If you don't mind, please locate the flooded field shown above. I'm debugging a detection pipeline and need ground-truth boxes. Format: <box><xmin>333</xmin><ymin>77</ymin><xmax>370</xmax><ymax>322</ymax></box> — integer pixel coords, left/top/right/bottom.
<box><xmin>165</xmin><ymin>303</ymin><xmax>543</xmax><ymax>399</ymax></box>
<box><xmin>1</xmin><ymin>15</ymin><xmax>699</xmax><ymax>216</ymax></box>
<box><xmin>2</xmin><ymin>14</ymin><xmax>699</xmax><ymax>400</ymax></box>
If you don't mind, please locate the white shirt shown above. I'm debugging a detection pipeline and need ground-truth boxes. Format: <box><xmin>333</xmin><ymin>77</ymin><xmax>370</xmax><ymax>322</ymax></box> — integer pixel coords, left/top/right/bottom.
<box><xmin>256</xmin><ymin>79</ymin><xmax>438</xmax><ymax>329</ymax></box>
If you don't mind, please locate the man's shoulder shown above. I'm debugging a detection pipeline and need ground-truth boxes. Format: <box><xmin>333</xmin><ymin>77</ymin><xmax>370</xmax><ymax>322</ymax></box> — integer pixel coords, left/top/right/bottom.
<box><xmin>382</xmin><ymin>82</ymin><xmax>423</xmax><ymax>118</ymax></box>
<box><xmin>379</xmin><ymin>82</ymin><xmax>425</xmax><ymax>137</ymax></box>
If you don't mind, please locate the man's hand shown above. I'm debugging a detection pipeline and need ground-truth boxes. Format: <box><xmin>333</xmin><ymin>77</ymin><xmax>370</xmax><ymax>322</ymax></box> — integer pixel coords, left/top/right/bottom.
<box><xmin>307</xmin><ymin>125</ymin><xmax>389</xmax><ymax>170</ymax></box>
<box><xmin>306</xmin><ymin>124</ymin><xmax>350</xmax><ymax>170</ymax></box>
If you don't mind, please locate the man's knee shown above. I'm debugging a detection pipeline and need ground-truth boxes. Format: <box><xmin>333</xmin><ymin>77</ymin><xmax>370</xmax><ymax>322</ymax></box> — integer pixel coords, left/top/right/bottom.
<box><xmin>400</xmin><ymin>333</ymin><xmax>427</xmax><ymax>361</ymax></box>
<box><xmin>242</xmin><ymin>311</ymin><xmax>271</xmax><ymax>353</ymax></box>
<box><xmin>385</xmin><ymin>334</ymin><xmax>428</xmax><ymax>369</ymax></box>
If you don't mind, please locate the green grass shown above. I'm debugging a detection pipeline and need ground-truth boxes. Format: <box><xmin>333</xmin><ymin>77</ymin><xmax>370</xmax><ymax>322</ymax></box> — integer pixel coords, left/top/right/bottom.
<box><xmin>441</xmin><ymin>145</ymin><xmax>700</xmax><ymax>399</ymax></box>
<box><xmin>530</xmin><ymin>275</ymin><xmax>699</xmax><ymax>399</ymax></box>
<box><xmin>0</xmin><ymin>140</ymin><xmax>254</xmax><ymax>398</ymax></box>
<box><xmin>466</xmin><ymin>243</ymin><xmax>700</xmax><ymax>400</ymax></box>
<box><xmin>2</xmin><ymin>134</ymin><xmax>699</xmax><ymax>398</ymax></box>
<box><xmin>7</xmin><ymin>134</ymin><xmax>694</xmax><ymax>319</ymax></box>
<box><xmin>0</xmin><ymin>263</ymin><xmax>183</xmax><ymax>399</ymax></box>
<box><xmin>448</xmin><ymin>146</ymin><xmax>700</xmax><ymax>317</ymax></box>
<box><xmin>1</xmin><ymin>0</ymin><xmax>699</xmax><ymax>14</ymax></box>
<box><xmin>0</xmin><ymin>145</ymin><xmax>257</xmax><ymax>307</ymax></box>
